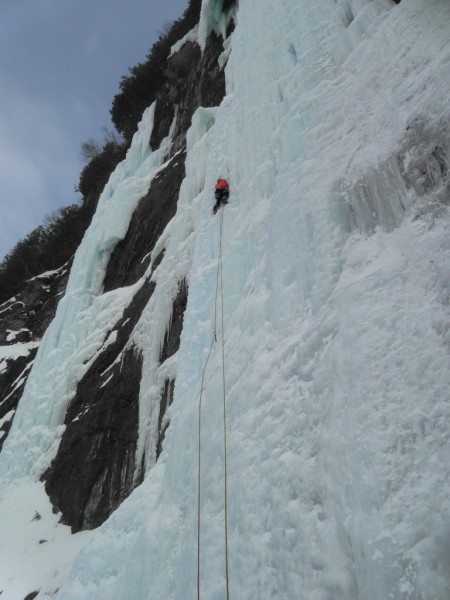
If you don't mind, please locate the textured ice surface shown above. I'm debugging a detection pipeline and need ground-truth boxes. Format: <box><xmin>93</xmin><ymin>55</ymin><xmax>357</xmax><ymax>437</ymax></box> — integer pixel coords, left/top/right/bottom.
<box><xmin>1</xmin><ymin>0</ymin><xmax>449</xmax><ymax>598</ymax></box>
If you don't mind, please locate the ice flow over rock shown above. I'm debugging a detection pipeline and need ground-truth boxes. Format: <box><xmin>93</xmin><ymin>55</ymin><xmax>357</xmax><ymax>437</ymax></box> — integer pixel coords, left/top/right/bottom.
<box><xmin>1</xmin><ymin>0</ymin><xmax>450</xmax><ymax>599</ymax></box>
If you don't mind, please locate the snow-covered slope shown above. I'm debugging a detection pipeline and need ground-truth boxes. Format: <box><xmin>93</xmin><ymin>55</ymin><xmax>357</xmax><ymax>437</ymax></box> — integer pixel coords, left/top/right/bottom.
<box><xmin>1</xmin><ymin>0</ymin><xmax>450</xmax><ymax>598</ymax></box>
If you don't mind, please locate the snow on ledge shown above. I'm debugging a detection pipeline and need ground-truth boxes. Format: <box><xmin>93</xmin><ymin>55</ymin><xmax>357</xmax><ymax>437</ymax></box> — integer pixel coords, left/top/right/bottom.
<box><xmin>6</xmin><ymin>328</ymin><xmax>30</xmax><ymax>342</ymax></box>
<box><xmin>169</xmin><ymin>25</ymin><xmax>199</xmax><ymax>58</ymax></box>
<box><xmin>0</xmin><ymin>341</ymin><xmax>39</xmax><ymax>363</ymax></box>
<box><xmin>26</xmin><ymin>263</ymin><xmax>68</xmax><ymax>283</ymax></box>
<box><xmin>0</xmin><ymin>342</ymin><xmax>39</xmax><ymax>376</ymax></box>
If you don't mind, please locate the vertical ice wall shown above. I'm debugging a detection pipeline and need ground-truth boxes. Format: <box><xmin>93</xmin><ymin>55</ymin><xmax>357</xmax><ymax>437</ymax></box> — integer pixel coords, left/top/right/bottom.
<box><xmin>57</xmin><ymin>0</ymin><xmax>450</xmax><ymax>598</ymax></box>
<box><xmin>0</xmin><ymin>104</ymin><xmax>175</xmax><ymax>481</ymax></box>
<box><xmin>3</xmin><ymin>0</ymin><xmax>450</xmax><ymax>598</ymax></box>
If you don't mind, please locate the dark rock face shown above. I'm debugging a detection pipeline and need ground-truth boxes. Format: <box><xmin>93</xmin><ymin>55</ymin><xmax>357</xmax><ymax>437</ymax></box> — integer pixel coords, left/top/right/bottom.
<box><xmin>0</xmin><ymin>263</ymin><xmax>70</xmax><ymax>345</ymax></box>
<box><xmin>42</xmin><ymin>272</ymin><xmax>192</xmax><ymax>532</ymax></box>
<box><xmin>0</xmin><ymin>264</ymin><xmax>70</xmax><ymax>449</ymax></box>
<box><xmin>103</xmin><ymin>150</ymin><xmax>186</xmax><ymax>291</ymax></box>
<box><xmin>4</xmin><ymin>21</ymin><xmax>231</xmax><ymax>531</ymax></box>
<box><xmin>104</xmin><ymin>30</ymin><xmax>228</xmax><ymax>295</ymax></box>
<box><xmin>46</xmin><ymin>345</ymin><xmax>142</xmax><ymax>533</ymax></box>
<box><xmin>43</xmin><ymin>278</ymin><xmax>155</xmax><ymax>532</ymax></box>
<box><xmin>0</xmin><ymin>350</ymin><xmax>37</xmax><ymax>450</ymax></box>
<box><xmin>152</xmin><ymin>32</ymin><xmax>227</xmax><ymax>155</ymax></box>
<box><xmin>43</xmin><ymin>273</ymin><xmax>189</xmax><ymax>531</ymax></box>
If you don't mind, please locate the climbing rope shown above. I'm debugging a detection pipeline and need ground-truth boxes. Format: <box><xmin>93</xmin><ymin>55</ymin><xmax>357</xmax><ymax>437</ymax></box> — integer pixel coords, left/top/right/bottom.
<box><xmin>197</xmin><ymin>207</ymin><xmax>230</xmax><ymax>600</ymax></box>
<box><xmin>219</xmin><ymin>209</ymin><xmax>230</xmax><ymax>600</ymax></box>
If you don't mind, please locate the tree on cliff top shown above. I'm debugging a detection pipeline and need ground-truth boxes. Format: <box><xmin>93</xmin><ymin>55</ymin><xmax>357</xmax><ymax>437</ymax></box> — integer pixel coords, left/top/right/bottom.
<box><xmin>110</xmin><ymin>0</ymin><xmax>202</xmax><ymax>142</ymax></box>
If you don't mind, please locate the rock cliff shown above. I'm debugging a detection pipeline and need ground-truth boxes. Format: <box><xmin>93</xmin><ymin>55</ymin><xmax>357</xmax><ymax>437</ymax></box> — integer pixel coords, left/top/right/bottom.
<box><xmin>0</xmin><ymin>0</ymin><xmax>235</xmax><ymax>532</ymax></box>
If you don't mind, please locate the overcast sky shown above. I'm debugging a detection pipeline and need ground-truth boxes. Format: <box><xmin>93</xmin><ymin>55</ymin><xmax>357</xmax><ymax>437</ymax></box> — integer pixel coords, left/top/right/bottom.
<box><xmin>0</xmin><ymin>0</ymin><xmax>189</xmax><ymax>261</ymax></box>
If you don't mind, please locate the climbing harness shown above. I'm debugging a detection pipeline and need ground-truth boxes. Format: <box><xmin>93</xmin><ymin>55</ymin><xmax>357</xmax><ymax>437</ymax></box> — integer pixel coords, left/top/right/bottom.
<box><xmin>197</xmin><ymin>208</ymin><xmax>230</xmax><ymax>600</ymax></box>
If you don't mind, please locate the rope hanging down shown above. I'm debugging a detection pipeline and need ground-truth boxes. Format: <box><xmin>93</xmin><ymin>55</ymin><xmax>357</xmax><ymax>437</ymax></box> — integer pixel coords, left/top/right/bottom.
<box><xmin>197</xmin><ymin>208</ymin><xmax>230</xmax><ymax>600</ymax></box>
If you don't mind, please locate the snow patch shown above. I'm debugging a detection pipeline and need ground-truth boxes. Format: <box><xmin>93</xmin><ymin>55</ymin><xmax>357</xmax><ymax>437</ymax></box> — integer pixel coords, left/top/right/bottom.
<box><xmin>169</xmin><ymin>24</ymin><xmax>199</xmax><ymax>57</ymax></box>
<box><xmin>5</xmin><ymin>328</ymin><xmax>30</xmax><ymax>342</ymax></box>
<box><xmin>0</xmin><ymin>479</ymin><xmax>92</xmax><ymax>600</ymax></box>
<box><xmin>0</xmin><ymin>341</ymin><xmax>39</xmax><ymax>374</ymax></box>
<box><xmin>0</xmin><ymin>409</ymin><xmax>15</xmax><ymax>428</ymax></box>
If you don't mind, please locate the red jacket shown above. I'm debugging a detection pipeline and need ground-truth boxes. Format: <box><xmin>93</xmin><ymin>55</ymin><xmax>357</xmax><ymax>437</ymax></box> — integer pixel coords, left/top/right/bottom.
<box><xmin>215</xmin><ymin>178</ymin><xmax>229</xmax><ymax>190</ymax></box>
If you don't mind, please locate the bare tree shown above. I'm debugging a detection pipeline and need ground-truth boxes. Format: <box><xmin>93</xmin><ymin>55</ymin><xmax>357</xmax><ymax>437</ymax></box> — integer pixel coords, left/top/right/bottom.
<box><xmin>80</xmin><ymin>127</ymin><xmax>124</xmax><ymax>164</ymax></box>
<box><xmin>80</xmin><ymin>138</ymin><xmax>102</xmax><ymax>162</ymax></box>
<box><xmin>101</xmin><ymin>126</ymin><xmax>123</xmax><ymax>146</ymax></box>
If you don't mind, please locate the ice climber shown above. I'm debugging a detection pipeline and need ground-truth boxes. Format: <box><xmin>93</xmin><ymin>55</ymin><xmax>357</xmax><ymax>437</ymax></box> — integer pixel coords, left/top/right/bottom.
<box><xmin>213</xmin><ymin>177</ymin><xmax>229</xmax><ymax>214</ymax></box>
